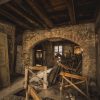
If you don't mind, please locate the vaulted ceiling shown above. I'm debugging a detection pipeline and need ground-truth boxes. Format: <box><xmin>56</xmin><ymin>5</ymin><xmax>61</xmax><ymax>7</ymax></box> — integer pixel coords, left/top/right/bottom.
<box><xmin>0</xmin><ymin>0</ymin><xmax>98</xmax><ymax>30</ymax></box>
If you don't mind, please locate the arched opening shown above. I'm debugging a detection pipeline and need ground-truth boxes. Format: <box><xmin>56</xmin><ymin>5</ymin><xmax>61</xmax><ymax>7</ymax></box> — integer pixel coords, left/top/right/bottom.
<box><xmin>32</xmin><ymin>38</ymin><xmax>83</xmax><ymax>74</ymax></box>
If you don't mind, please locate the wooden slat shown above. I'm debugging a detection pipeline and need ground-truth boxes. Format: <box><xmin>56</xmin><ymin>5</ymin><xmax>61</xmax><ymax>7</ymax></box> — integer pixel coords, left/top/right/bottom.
<box><xmin>60</xmin><ymin>72</ymin><xmax>87</xmax><ymax>80</ymax></box>
<box><xmin>26</xmin><ymin>0</ymin><xmax>53</xmax><ymax>28</ymax></box>
<box><xmin>64</xmin><ymin>80</ymin><xmax>85</xmax><ymax>88</ymax></box>
<box><xmin>28</xmin><ymin>85</ymin><xmax>41</xmax><ymax>100</ymax></box>
<box><xmin>29</xmin><ymin>66</ymin><xmax>47</xmax><ymax>71</ymax></box>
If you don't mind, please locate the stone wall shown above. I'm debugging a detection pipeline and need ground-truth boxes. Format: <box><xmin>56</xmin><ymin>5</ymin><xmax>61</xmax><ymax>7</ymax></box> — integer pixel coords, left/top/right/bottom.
<box><xmin>0</xmin><ymin>22</ymin><xmax>15</xmax><ymax>75</ymax></box>
<box><xmin>23</xmin><ymin>23</ymin><xmax>96</xmax><ymax>79</ymax></box>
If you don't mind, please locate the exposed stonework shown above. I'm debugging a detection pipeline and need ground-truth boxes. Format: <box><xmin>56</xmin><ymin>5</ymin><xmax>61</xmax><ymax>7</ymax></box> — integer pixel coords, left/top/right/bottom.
<box><xmin>0</xmin><ymin>22</ymin><xmax>15</xmax><ymax>75</ymax></box>
<box><xmin>23</xmin><ymin>23</ymin><xmax>96</xmax><ymax>79</ymax></box>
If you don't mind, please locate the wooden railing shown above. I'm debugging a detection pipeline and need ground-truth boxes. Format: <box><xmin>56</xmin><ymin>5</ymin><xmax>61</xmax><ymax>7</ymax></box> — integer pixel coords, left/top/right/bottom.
<box><xmin>24</xmin><ymin>66</ymin><xmax>48</xmax><ymax>100</ymax></box>
<box><xmin>60</xmin><ymin>72</ymin><xmax>89</xmax><ymax>99</ymax></box>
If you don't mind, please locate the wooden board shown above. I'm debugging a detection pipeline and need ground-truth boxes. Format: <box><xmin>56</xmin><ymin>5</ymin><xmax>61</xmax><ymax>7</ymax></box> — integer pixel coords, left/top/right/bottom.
<box><xmin>0</xmin><ymin>32</ymin><xmax>10</xmax><ymax>88</ymax></box>
<box><xmin>60</xmin><ymin>72</ymin><xmax>87</xmax><ymax>80</ymax></box>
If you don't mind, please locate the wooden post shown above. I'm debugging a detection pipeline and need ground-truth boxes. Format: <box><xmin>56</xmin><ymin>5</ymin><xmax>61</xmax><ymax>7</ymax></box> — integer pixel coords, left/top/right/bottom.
<box><xmin>25</xmin><ymin>67</ymin><xmax>29</xmax><ymax>100</ymax></box>
<box><xmin>43</xmin><ymin>66</ymin><xmax>48</xmax><ymax>89</ymax></box>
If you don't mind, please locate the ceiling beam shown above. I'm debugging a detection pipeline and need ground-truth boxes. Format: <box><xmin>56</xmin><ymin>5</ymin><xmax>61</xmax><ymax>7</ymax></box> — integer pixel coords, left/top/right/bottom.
<box><xmin>0</xmin><ymin>9</ymin><xmax>32</xmax><ymax>29</ymax></box>
<box><xmin>65</xmin><ymin>0</ymin><xmax>76</xmax><ymax>24</ymax></box>
<box><xmin>5</xmin><ymin>4</ymin><xmax>40</xmax><ymax>27</ymax></box>
<box><xmin>0</xmin><ymin>0</ymin><xmax>11</xmax><ymax>5</ymax></box>
<box><xmin>14</xmin><ymin>1</ymin><xmax>47</xmax><ymax>28</ymax></box>
<box><xmin>26</xmin><ymin>0</ymin><xmax>53</xmax><ymax>28</ymax></box>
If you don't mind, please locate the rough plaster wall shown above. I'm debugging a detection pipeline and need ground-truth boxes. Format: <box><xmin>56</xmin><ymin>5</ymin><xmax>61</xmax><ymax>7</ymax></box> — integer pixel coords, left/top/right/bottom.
<box><xmin>22</xmin><ymin>23</ymin><xmax>96</xmax><ymax>79</ymax></box>
<box><xmin>0</xmin><ymin>22</ymin><xmax>15</xmax><ymax>75</ymax></box>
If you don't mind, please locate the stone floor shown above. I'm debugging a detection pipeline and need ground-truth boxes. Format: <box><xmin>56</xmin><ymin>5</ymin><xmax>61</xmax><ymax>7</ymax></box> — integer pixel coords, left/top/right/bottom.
<box><xmin>0</xmin><ymin>95</ymin><xmax>25</xmax><ymax>100</ymax></box>
<box><xmin>15</xmin><ymin>84</ymin><xmax>99</xmax><ymax>100</ymax></box>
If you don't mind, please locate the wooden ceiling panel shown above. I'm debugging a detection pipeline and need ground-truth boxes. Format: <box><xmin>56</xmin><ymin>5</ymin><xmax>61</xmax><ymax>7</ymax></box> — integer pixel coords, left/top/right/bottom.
<box><xmin>0</xmin><ymin>0</ymin><xmax>98</xmax><ymax>31</ymax></box>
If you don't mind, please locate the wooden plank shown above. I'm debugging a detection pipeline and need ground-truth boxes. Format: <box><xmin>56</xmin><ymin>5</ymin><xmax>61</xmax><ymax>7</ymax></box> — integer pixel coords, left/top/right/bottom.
<box><xmin>29</xmin><ymin>66</ymin><xmax>47</xmax><ymax>71</ymax></box>
<box><xmin>64</xmin><ymin>80</ymin><xmax>85</xmax><ymax>88</ymax></box>
<box><xmin>58</xmin><ymin>62</ymin><xmax>70</xmax><ymax>69</ymax></box>
<box><xmin>60</xmin><ymin>72</ymin><xmax>87</xmax><ymax>80</ymax></box>
<box><xmin>28</xmin><ymin>85</ymin><xmax>41</xmax><ymax>100</ymax></box>
<box><xmin>26</xmin><ymin>0</ymin><xmax>53</xmax><ymax>28</ymax></box>
<box><xmin>29</xmin><ymin>68</ymin><xmax>52</xmax><ymax>83</ymax></box>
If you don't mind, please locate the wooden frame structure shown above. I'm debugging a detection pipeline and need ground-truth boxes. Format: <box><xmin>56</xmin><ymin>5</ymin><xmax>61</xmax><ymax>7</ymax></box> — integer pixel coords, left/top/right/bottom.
<box><xmin>60</xmin><ymin>72</ymin><xmax>89</xmax><ymax>99</ymax></box>
<box><xmin>25</xmin><ymin>66</ymin><xmax>47</xmax><ymax>100</ymax></box>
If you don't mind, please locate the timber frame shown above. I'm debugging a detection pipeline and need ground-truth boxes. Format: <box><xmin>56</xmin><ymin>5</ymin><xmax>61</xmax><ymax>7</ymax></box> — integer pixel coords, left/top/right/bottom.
<box><xmin>25</xmin><ymin>66</ymin><xmax>47</xmax><ymax>100</ymax></box>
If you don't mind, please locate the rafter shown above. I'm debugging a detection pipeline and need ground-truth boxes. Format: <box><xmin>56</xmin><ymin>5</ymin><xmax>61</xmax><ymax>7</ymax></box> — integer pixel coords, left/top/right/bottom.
<box><xmin>0</xmin><ymin>9</ymin><xmax>32</xmax><ymax>29</ymax></box>
<box><xmin>26</xmin><ymin>0</ymin><xmax>53</xmax><ymax>28</ymax></box>
<box><xmin>0</xmin><ymin>0</ymin><xmax>11</xmax><ymax>5</ymax></box>
<box><xmin>65</xmin><ymin>0</ymin><xmax>76</xmax><ymax>24</ymax></box>
<box><xmin>5</xmin><ymin>4</ymin><xmax>40</xmax><ymax>27</ymax></box>
<box><xmin>14</xmin><ymin>1</ymin><xmax>47</xmax><ymax>28</ymax></box>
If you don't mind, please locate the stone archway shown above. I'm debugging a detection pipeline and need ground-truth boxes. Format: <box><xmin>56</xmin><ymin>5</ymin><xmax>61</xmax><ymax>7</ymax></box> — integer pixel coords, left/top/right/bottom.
<box><xmin>23</xmin><ymin>23</ymin><xmax>96</xmax><ymax>78</ymax></box>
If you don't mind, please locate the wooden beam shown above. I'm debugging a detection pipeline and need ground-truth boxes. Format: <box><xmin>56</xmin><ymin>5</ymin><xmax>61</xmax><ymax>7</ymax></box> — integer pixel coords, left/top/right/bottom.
<box><xmin>29</xmin><ymin>66</ymin><xmax>47</xmax><ymax>71</ymax></box>
<box><xmin>0</xmin><ymin>0</ymin><xmax>11</xmax><ymax>5</ymax></box>
<box><xmin>60</xmin><ymin>72</ymin><xmax>87</xmax><ymax>80</ymax></box>
<box><xmin>65</xmin><ymin>0</ymin><xmax>76</xmax><ymax>24</ymax></box>
<box><xmin>26</xmin><ymin>0</ymin><xmax>53</xmax><ymax>28</ymax></box>
<box><xmin>14</xmin><ymin>1</ymin><xmax>47</xmax><ymax>28</ymax></box>
<box><xmin>5</xmin><ymin>4</ymin><xmax>40</xmax><ymax>27</ymax></box>
<box><xmin>64</xmin><ymin>80</ymin><xmax>85</xmax><ymax>88</ymax></box>
<box><xmin>0</xmin><ymin>9</ymin><xmax>32</xmax><ymax>29</ymax></box>
<box><xmin>28</xmin><ymin>85</ymin><xmax>41</xmax><ymax>100</ymax></box>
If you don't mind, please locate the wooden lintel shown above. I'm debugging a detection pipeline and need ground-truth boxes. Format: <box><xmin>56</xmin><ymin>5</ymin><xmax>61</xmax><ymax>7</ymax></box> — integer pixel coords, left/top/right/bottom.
<box><xmin>26</xmin><ymin>0</ymin><xmax>53</xmax><ymax>28</ymax></box>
